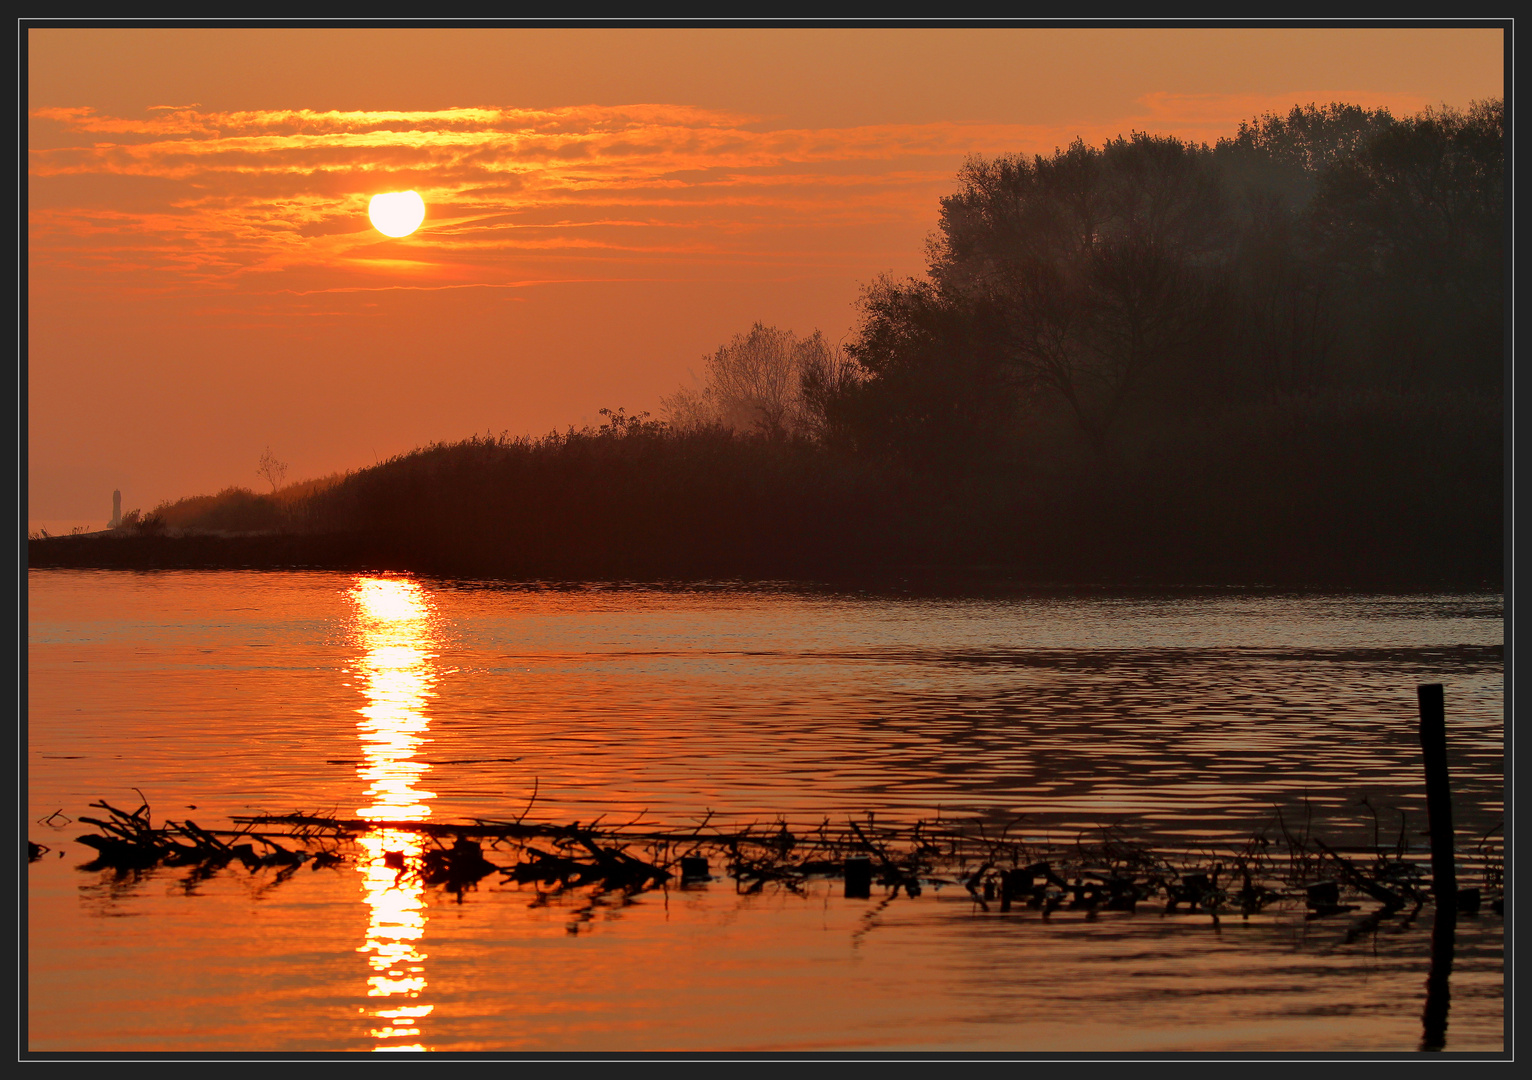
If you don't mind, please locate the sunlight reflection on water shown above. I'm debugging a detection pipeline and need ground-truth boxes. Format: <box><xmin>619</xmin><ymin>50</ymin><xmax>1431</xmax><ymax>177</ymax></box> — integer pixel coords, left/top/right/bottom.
<box><xmin>351</xmin><ymin>576</ymin><xmax>440</xmax><ymax>1051</ymax></box>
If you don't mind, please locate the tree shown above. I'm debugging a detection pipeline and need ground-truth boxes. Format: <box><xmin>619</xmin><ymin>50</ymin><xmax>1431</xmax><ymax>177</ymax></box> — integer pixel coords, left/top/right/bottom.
<box><xmin>257</xmin><ymin>446</ymin><xmax>289</xmax><ymax>492</ymax></box>
<box><xmin>1226</xmin><ymin>195</ymin><xmax>1340</xmax><ymax>395</ymax></box>
<box><xmin>913</xmin><ymin>134</ymin><xmax>1233</xmax><ymax>451</ymax></box>
<box><xmin>1307</xmin><ymin>99</ymin><xmax>1503</xmax><ymax>391</ymax></box>
<box><xmin>662</xmin><ymin>323</ymin><xmax>847</xmax><ymax>439</ymax></box>
<box><xmin>1213</xmin><ymin>102</ymin><xmax>1396</xmax><ymax>208</ymax></box>
<box><xmin>834</xmin><ymin>274</ymin><xmax>1023</xmax><ymax>470</ymax></box>
<box><xmin>797</xmin><ymin>333</ymin><xmax>862</xmax><ymax>442</ymax></box>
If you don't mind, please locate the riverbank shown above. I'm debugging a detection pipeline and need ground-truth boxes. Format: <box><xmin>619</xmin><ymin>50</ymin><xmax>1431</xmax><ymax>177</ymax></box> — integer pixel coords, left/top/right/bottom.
<box><xmin>26</xmin><ymin>530</ymin><xmax>1502</xmax><ymax>592</ymax></box>
<box><xmin>27</xmin><ymin>531</ymin><xmax>385</xmax><ymax>573</ymax></box>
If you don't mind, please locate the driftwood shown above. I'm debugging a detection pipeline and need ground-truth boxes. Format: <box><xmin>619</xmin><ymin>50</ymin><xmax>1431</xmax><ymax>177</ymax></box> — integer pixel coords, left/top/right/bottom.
<box><xmin>44</xmin><ymin>795</ymin><xmax>1503</xmax><ymax>924</ymax></box>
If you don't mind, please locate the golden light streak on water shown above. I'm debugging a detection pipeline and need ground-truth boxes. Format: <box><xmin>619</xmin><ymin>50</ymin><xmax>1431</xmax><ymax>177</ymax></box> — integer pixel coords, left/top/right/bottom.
<box><xmin>349</xmin><ymin>576</ymin><xmax>440</xmax><ymax>1052</ymax></box>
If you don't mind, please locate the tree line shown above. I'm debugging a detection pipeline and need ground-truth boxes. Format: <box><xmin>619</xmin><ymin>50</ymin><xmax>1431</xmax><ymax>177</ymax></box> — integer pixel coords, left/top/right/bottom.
<box><xmin>89</xmin><ymin>100</ymin><xmax>1502</xmax><ymax>587</ymax></box>
<box><xmin>670</xmin><ymin>101</ymin><xmax>1501</xmax><ymax>468</ymax></box>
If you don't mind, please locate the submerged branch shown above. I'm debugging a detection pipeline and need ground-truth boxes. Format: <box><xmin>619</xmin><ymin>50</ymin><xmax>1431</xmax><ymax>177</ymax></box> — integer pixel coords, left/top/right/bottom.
<box><xmin>52</xmin><ymin>797</ymin><xmax>1504</xmax><ymax>920</ymax></box>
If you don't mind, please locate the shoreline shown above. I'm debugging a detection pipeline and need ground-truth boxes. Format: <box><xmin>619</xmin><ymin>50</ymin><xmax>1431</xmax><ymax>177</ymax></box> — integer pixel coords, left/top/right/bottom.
<box><xmin>26</xmin><ymin>531</ymin><xmax>1503</xmax><ymax>593</ymax></box>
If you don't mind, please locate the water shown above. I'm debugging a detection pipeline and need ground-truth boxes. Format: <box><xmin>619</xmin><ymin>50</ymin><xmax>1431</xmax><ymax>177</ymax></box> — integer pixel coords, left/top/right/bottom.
<box><xmin>26</xmin><ymin>569</ymin><xmax>1505</xmax><ymax>1053</ymax></box>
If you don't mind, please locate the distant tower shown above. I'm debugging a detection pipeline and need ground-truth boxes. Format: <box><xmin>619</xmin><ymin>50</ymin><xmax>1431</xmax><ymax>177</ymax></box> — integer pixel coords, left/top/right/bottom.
<box><xmin>111</xmin><ymin>490</ymin><xmax>121</xmax><ymax>529</ymax></box>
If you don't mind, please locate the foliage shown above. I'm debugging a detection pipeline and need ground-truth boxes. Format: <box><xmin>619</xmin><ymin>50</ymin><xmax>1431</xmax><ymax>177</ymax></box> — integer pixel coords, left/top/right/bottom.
<box><xmin>151</xmin><ymin>488</ymin><xmax>285</xmax><ymax>535</ymax></box>
<box><xmin>1307</xmin><ymin>99</ymin><xmax>1504</xmax><ymax>392</ymax></box>
<box><xmin>1213</xmin><ymin>102</ymin><xmax>1397</xmax><ymax>207</ymax></box>
<box><xmin>662</xmin><ymin>323</ymin><xmax>855</xmax><ymax>440</ymax></box>
<box><xmin>828</xmin><ymin>100</ymin><xmax>1501</xmax><ymax>460</ymax></box>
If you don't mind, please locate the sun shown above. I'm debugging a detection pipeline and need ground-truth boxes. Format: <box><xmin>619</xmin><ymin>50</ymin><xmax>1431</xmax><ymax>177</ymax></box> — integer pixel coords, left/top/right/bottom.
<box><xmin>368</xmin><ymin>191</ymin><xmax>426</xmax><ymax>238</ymax></box>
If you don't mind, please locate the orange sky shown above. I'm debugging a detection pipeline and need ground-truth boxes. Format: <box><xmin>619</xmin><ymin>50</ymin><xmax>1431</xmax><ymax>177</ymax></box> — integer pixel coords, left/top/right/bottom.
<box><xmin>26</xmin><ymin>26</ymin><xmax>1505</xmax><ymax>531</ymax></box>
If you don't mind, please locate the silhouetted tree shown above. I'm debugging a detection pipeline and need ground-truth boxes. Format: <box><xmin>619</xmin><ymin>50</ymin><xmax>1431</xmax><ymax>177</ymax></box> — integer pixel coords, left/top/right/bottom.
<box><xmin>829</xmin><ymin>274</ymin><xmax>1023</xmax><ymax>471</ymax></box>
<box><xmin>663</xmin><ymin>323</ymin><xmax>847</xmax><ymax>439</ymax></box>
<box><xmin>257</xmin><ymin>446</ymin><xmax>289</xmax><ymax>492</ymax></box>
<box><xmin>1214</xmin><ymin>102</ymin><xmax>1397</xmax><ymax>208</ymax></box>
<box><xmin>1308</xmin><ymin>99</ymin><xmax>1503</xmax><ymax>392</ymax></box>
<box><xmin>840</xmin><ymin>134</ymin><xmax>1233</xmax><ymax>457</ymax></box>
<box><xmin>1210</xmin><ymin>104</ymin><xmax>1395</xmax><ymax>396</ymax></box>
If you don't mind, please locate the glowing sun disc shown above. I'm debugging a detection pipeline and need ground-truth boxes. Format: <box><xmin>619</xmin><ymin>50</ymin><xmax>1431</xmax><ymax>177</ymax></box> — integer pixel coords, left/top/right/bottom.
<box><xmin>368</xmin><ymin>191</ymin><xmax>426</xmax><ymax>238</ymax></box>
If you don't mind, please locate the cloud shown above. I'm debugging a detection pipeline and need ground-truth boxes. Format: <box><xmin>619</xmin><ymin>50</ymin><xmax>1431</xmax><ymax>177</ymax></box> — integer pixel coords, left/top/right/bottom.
<box><xmin>32</xmin><ymin>103</ymin><xmax>1063</xmax><ymax>295</ymax></box>
<box><xmin>30</xmin><ymin>95</ymin><xmax>1423</xmax><ymax>300</ymax></box>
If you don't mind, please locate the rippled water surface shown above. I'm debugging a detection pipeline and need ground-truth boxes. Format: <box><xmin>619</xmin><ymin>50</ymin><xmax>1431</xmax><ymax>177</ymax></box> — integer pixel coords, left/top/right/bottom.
<box><xmin>27</xmin><ymin>570</ymin><xmax>1504</xmax><ymax>1053</ymax></box>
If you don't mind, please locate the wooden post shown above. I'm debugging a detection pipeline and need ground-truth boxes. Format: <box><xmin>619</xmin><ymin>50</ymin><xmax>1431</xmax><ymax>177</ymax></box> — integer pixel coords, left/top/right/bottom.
<box><xmin>1417</xmin><ymin>683</ymin><xmax>1456</xmax><ymax>902</ymax></box>
<box><xmin>1416</xmin><ymin>682</ymin><xmax>1456</xmax><ymax>1052</ymax></box>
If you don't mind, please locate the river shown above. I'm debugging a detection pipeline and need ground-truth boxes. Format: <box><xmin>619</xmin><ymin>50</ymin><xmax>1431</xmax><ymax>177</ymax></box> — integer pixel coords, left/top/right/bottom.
<box><xmin>26</xmin><ymin>569</ymin><xmax>1504</xmax><ymax>1053</ymax></box>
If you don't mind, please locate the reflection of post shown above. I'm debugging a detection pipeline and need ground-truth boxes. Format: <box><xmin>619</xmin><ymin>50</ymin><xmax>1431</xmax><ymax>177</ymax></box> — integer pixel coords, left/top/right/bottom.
<box><xmin>1421</xmin><ymin>904</ymin><xmax>1455</xmax><ymax>1051</ymax></box>
<box><xmin>1417</xmin><ymin>682</ymin><xmax>1455</xmax><ymax>1052</ymax></box>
